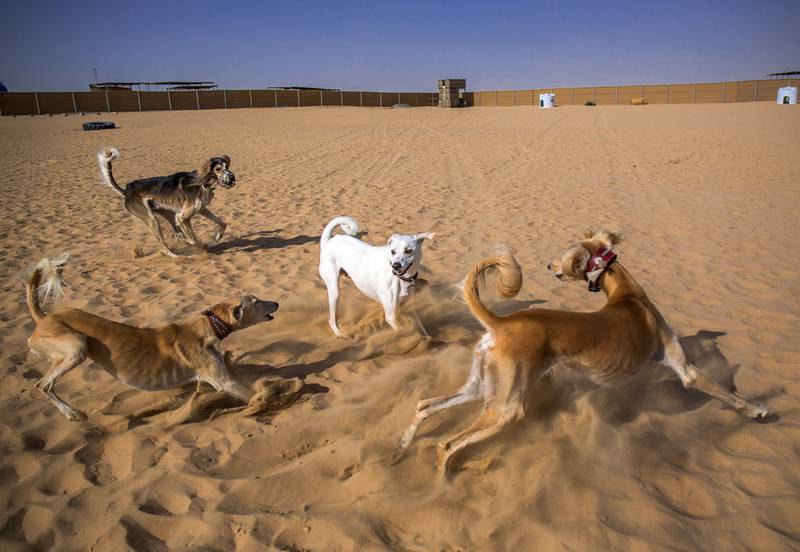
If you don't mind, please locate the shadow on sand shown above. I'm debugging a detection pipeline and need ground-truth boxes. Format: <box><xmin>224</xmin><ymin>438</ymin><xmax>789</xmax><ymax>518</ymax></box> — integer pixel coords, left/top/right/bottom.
<box><xmin>208</xmin><ymin>229</ymin><xmax>318</xmax><ymax>254</ymax></box>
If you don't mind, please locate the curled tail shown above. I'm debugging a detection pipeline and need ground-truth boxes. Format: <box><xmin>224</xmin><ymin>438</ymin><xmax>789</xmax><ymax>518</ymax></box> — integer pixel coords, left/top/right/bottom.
<box><xmin>26</xmin><ymin>254</ymin><xmax>69</xmax><ymax>323</ymax></box>
<box><xmin>320</xmin><ymin>216</ymin><xmax>359</xmax><ymax>246</ymax></box>
<box><xmin>464</xmin><ymin>248</ymin><xmax>523</xmax><ymax>330</ymax></box>
<box><xmin>97</xmin><ymin>147</ymin><xmax>124</xmax><ymax>197</ymax></box>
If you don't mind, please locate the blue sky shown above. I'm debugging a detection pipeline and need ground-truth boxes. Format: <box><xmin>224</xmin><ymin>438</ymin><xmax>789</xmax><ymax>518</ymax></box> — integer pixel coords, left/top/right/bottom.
<box><xmin>1</xmin><ymin>0</ymin><xmax>798</xmax><ymax>91</ymax></box>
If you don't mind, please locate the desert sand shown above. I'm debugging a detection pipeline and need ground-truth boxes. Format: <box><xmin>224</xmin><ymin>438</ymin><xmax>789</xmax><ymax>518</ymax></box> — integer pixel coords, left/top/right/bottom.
<box><xmin>0</xmin><ymin>103</ymin><xmax>798</xmax><ymax>551</ymax></box>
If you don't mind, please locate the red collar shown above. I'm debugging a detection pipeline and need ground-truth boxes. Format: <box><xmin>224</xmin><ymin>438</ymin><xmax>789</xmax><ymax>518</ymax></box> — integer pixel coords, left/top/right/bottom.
<box><xmin>204</xmin><ymin>310</ymin><xmax>233</xmax><ymax>340</ymax></box>
<box><xmin>585</xmin><ymin>248</ymin><xmax>617</xmax><ymax>292</ymax></box>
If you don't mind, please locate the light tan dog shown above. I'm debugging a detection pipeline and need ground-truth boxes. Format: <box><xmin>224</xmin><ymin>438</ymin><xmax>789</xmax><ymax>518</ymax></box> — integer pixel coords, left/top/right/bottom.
<box><xmin>399</xmin><ymin>231</ymin><xmax>768</xmax><ymax>476</ymax></box>
<box><xmin>25</xmin><ymin>256</ymin><xmax>278</xmax><ymax>421</ymax></box>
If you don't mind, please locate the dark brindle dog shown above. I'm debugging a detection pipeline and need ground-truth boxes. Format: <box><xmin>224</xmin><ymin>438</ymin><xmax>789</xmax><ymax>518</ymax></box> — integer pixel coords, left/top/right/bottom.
<box><xmin>97</xmin><ymin>147</ymin><xmax>235</xmax><ymax>257</ymax></box>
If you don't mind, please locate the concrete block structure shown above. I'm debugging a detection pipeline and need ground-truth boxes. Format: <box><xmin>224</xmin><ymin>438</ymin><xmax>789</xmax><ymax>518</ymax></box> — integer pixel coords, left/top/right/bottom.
<box><xmin>438</xmin><ymin>79</ymin><xmax>466</xmax><ymax>107</ymax></box>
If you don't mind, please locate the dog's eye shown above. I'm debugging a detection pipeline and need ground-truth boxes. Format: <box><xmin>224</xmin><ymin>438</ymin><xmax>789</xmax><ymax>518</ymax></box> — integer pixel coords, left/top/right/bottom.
<box><xmin>404</xmin><ymin>248</ymin><xmax>412</xmax><ymax>255</ymax></box>
<box><xmin>391</xmin><ymin>250</ymin><xmax>395</xmax><ymax>255</ymax></box>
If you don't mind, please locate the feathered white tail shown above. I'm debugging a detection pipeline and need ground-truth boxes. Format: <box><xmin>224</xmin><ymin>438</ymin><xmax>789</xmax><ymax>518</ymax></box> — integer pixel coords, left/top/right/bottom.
<box><xmin>26</xmin><ymin>254</ymin><xmax>69</xmax><ymax>322</ymax></box>
<box><xmin>320</xmin><ymin>216</ymin><xmax>359</xmax><ymax>246</ymax></box>
<box><xmin>97</xmin><ymin>147</ymin><xmax>124</xmax><ymax>197</ymax></box>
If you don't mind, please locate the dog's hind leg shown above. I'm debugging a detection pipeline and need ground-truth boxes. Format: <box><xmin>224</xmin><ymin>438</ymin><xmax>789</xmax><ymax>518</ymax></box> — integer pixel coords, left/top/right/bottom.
<box><xmin>33</xmin><ymin>334</ymin><xmax>88</xmax><ymax>421</ymax></box>
<box><xmin>198</xmin><ymin>208</ymin><xmax>227</xmax><ymax>242</ymax></box>
<box><xmin>319</xmin><ymin>264</ymin><xmax>343</xmax><ymax>337</ymax></box>
<box><xmin>661</xmin><ymin>336</ymin><xmax>768</xmax><ymax>419</ymax></box>
<box><xmin>396</xmin><ymin>334</ymin><xmax>491</xmax><ymax>456</ymax></box>
<box><xmin>436</xmin><ymin>356</ymin><xmax>529</xmax><ymax>477</ymax></box>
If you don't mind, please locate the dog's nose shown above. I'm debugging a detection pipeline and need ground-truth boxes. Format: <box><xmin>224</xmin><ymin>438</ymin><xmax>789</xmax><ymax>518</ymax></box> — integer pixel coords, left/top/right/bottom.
<box><xmin>556</xmin><ymin>273</ymin><xmax>564</xmax><ymax>280</ymax></box>
<box><xmin>274</xmin><ymin>302</ymin><xmax>279</xmax><ymax>309</ymax></box>
<box><xmin>392</xmin><ymin>262</ymin><xmax>401</xmax><ymax>269</ymax></box>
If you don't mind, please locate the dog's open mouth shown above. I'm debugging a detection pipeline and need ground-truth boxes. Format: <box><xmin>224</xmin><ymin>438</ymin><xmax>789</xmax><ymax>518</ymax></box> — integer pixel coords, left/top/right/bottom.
<box><xmin>265</xmin><ymin>313</ymin><xmax>275</xmax><ymax>321</ymax></box>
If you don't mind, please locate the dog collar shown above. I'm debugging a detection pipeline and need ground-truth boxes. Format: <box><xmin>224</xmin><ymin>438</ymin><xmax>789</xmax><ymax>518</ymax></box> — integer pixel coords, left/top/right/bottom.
<box><xmin>395</xmin><ymin>271</ymin><xmax>418</xmax><ymax>283</ymax></box>
<box><xmin>204</xmin><ymin>310</ymin><xmax>233</xmax><ymax>340</ymax></box>
<box><xmin>585</xmin><ymin>248</ymin><xmax>617</xmax><ymax>292</ymax></box>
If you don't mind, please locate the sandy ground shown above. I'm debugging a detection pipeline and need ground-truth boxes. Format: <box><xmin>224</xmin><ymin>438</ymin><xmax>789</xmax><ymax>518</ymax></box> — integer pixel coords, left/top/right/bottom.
<box><xmin>0</xmin><ymin>103</ymin><xmax>798</xmax><ymax>551</ymax></box>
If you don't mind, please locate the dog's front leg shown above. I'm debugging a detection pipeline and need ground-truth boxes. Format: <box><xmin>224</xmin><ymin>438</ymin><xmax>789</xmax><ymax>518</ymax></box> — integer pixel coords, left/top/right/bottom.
<box><xmin>661</xmin><ymin>335</ymin><xmax>768</xmax><ymax>419</ymax></box>
<box><xmin>143</xmin><ymin>204</ymin><xmax>179</xmax><ymax>257</ymax></box>
<box><xmin>381</xmin><ymin>293</ymin><xmax>400</xmax><ymax>331</ymax></box>
<box><xmin>176</xmin><ymin>212</ymin><xmax>201</xmax><ymax>248</ymax></box>
<box><xmin>201</xmin><ymin>346</ymin><xmax>253</xmax><ymax>403</ymax></box>
<box><xmin>199</xmin><ymin>208</ymin><xmax>227</xmax><ymax>242</ymax></box>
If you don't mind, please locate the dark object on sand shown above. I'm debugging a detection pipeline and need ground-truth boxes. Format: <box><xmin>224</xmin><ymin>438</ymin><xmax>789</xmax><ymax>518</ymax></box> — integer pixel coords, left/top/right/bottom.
<box><xmin>585</xmin><ymin>101</ymin><xmax>596</xmax><ymax>106</ymax></box>
<box><xmin>83</xmin><ymin>121</ymin><xmax>116</xmax><ymax>131</ymax></box>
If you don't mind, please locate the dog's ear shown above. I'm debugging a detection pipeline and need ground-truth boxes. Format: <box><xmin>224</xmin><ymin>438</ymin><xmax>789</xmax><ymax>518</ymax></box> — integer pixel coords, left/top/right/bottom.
<box><xmin>387</xmin><ymin>234</ymin><xmax>398</xmax><ymax>245</ymax></box>
<box><xmin>232</xmin><ymin>303</ymin><xmax>243</xmax><ymax>321</ymax></box>
<box><xmin>571</xmin><ymin>247</ymin><xmax>591</xmax><ymax>276</ymax></box>
<box><xmin>583</xmin><ymin>229</ymin><xmax>595</xmax><ymax>239</ymax></box>
<box><xmin>414</xmin><ymin>231</ymin><xmax>435</xmax><ymax>244</ymax></box>
<box><xmin>221</xmin><ymin>155</ymin><xmax>231</xmax><ymax>166</ymax></box>
<box><xmin>594</xmin><ymin>229</ymin><xmax>623</xmax><ymax>248</ymax></box>
<box><xmin>198</xmin><ymin>158</ymin><xmax>212</xmax><ymax>176</ymax></box>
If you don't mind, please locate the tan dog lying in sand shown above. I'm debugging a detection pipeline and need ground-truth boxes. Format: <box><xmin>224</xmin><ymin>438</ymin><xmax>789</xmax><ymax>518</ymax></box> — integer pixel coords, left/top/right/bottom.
<box><xmin>399</xmin><ymin>231</ymin><xmax>768</xmax><ymax>476</ymax></box>
<box><xmin>25</xmin><ymin>256</ymin><xmax>278</xmax><ymax>421</ymax></box>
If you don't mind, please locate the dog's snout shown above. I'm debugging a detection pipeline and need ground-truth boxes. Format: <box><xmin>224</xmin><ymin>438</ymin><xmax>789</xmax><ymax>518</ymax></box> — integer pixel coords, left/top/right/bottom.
<box><xmin>556</xmin><ymin>273</ymin><xmax>564</xmax><ymax>280</ymax></box>
<box><xmin>392</xmin><ymin>262</ymin><xmax>402</xmax><ymax>269</ymax></box>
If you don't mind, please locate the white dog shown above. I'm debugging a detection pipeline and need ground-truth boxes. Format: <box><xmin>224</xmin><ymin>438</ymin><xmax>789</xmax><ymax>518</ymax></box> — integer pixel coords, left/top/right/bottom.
<box><xmin>318</xmin><ymin>216</ymin><xmax>434</xmax><ymax>337</ymax></box>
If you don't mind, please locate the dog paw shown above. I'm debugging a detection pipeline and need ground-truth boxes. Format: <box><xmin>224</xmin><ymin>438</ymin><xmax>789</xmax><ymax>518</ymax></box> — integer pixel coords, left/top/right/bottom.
<box><xmin>68</xmin><ymin>409</ymin><xmax>88</xmax><ymax>422</ymax></box>
<box><xmin>750</xmin><ymin>404</ymin><xmax>770</xmax><ymax>420</ymax></box>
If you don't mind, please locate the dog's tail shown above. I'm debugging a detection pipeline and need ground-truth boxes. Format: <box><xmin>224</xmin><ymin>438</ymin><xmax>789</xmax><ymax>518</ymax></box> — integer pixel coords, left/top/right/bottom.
<box><xmin>97</xmin><ymin>147</ymin><xmax>124</xmax><ymax>197</ymax></box>
<box><xmin>26</xmin><ymin>254</ymin><xmax>70</xmax><ymax>323</ymax></box>
<box><xmin>464</xmin><ymin>248</ymin><xmax>523</xmax><ymax>330</ymax></box>
<box><xmin>320</xmin><ymin>216</ymin><xmax>359</xmax><ymax>247</ymax></box>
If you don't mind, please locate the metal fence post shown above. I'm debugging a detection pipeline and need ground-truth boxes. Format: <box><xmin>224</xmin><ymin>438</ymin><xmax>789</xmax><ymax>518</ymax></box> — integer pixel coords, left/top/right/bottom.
<box><xmin>72</xmin><ymin>92</ymin><xmax>78</xmax><ymax>113</ymax></box>
<box><xmin>223</xmin><ymin>90</ymin><xmax>227</xmax><ymax>109</ymax></box>
<box><xmin>495</xmin><ymin>90</ymin><xmax>498</xmax><ymax>106</ymax></box>
<box><xmin>571</xmin><ymin>88</ymin><xmax>575</xmax><ymax>104</ymax></box>
<box><xmin>273</xmin><ymin>89</ymin><xmax>278</xmax><ymax>107</ymax></box>
<box><xmin>320</xmin><ymin>89</ymin><xmax>323</xmax><ymax>107</ymax></box>
<box><xmin>34</xmin><ymin>92</ymin><xmax>41</xmax><ymax>115</ymax></box>
<box><xmin>512</xmin><ymin>89</ymin><xmax>516</xmax><ymax>105</ymax></box>
<box><xmin>249</xmin><ymin>89</ymin><xmax>253</xmax><ymax>108</ymax></box>
<box><xmin>615</xmin><ymin>86</ymin><xmax>619</xmax><ymax>104</ymax></box>
<box><xmin>379</xmin><ymin>91</ymin><xmax>382</xmax><ymax>107</ymax></box>
<box><xmin>593</xmin><ymin>87</ymin><xmax>596</xmax><ymax>104</ymax></box>
<box><xmin>296</xmin><ymin>89</ymin><xmax>300</xmax><ymax>107</ymax></box>
<box><xmin>196</xmin><ymin>90</ymin><xmax>200</xmax><ymax>110</ymax></box>
<box><xmin>753</xmin><ymin>80</ymin><xmax>758</xmax><ymax>102</ymax></box>
<box><xmin>167</xmin><ymin>91</ymin><xmax>172</xmax><ymax>111</ymax></box>
<box><xmin>666</xmin><ymin>84</ymin><xmax>670</xmax><ymax>104</ymax></box>
<box><xmin>360</xmin><ymin>91</ymin><xmax>363</xmax><ymax>107</ymax></box>
<box><xmin>722</xmin><ymin>82</ymin><xmax>726</xmax><ymax>103</ymax></box>
<box><xmin>692</xmin><ymin>83</ymin><xmax>696</xmax><ymax>103</ymax></box>
<box><xmin>105</xmin><ymin>89</ymin><xmax>110</xmax><ymax>112</ymax></box>
<box><xmin>340</xmin><ymin>90</ymin><xmax>343</xmax><ymax>107</ymax></box>
<box><xmin>136</xmin><ymin>90</ymin><xmax>141</xmax><ymax>111</ymax></box>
